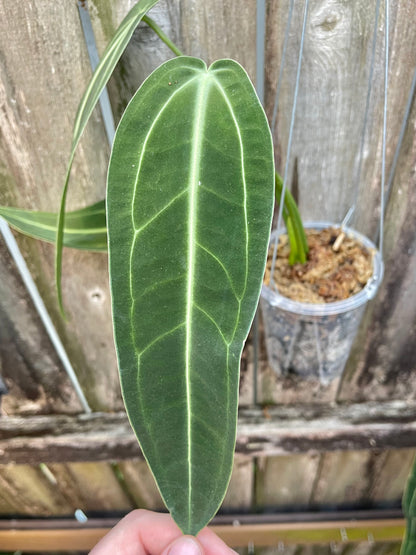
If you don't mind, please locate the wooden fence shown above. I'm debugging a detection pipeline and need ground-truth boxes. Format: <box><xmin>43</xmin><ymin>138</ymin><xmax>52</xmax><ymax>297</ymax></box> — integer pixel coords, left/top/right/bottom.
<box><xmin>0</xmin><ymin>0</ymin><xmax>415</xmax><ymax>553</ymax></box>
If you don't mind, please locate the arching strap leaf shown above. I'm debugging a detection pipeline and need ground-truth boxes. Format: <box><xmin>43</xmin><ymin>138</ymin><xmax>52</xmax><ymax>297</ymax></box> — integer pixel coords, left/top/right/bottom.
<box><xmin>401</xmin><ymin>456</ymin><xmax>416</xmax><ymax>554</ymax></box>
<box><xmin>0</xmin><ymin>200</ymin><xmax>106</xmax><ymax>251</ymax></box>
<box><xmin>107</xmin><ymin>56</ymin><xmax>274</xmax><ymax>535</ymax></box>
<box><xmin>56</xmin><ymin>0</ymin><xmax>162</xmax><ymax>312</ymax></box>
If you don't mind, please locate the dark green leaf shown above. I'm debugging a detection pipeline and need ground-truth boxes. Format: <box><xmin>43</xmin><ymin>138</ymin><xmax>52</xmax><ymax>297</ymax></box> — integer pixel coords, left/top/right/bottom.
<box><xmin>56</xmin><ymin>0</ymin><xmax>162</xmax><ymax>312</ymax></box>
<box><xmin>0</xmin><ymin>201</ymin><xmax>107</xmax><ymax>251</ymax></box>
<box><xmin>275</xmin><ymin>171</ymin><xmax>308</xmax><ymax>265</ymax></box>
<box><xmin>107</xmin><ymin>56</ymin><xmax>274</xmax><ymax>534</ymax></box>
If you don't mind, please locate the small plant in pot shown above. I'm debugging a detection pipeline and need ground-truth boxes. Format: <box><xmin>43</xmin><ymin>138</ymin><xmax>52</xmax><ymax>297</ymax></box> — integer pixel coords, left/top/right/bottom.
<box><xmin>261</xmin><ymin>173</ymin><xmax>384</xmax><ymax>384</ymax></box>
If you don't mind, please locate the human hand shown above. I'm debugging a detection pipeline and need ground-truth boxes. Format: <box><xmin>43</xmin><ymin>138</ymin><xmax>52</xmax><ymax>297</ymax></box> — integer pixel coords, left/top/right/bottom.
<box><xmin>89</xmin><ymin>509</ymin><xmax>238</xmax><ymax>555</ymax></box>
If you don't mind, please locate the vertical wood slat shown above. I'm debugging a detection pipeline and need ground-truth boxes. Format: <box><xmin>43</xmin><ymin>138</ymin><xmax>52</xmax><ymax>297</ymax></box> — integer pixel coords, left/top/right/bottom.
<box><xmin>368</xmin><ymin>449</ymin><xmax>415</xmax><ymax>504</ymax></box>
<box><xmin>255</xmin><ymin>454</ymin><xmax>321</xmax><ymax>508</ymax></box>
<box><xmin>0</xmin><ymin>464</ymin><xmax>72</xmax><ymax>516</ymax></box>
<box><xmin>0</xmin><ymin>240</ymin><xmax>82</xmax><ymax>415</ymax></box>
<box><xmin>47</xmin><ymin>462</ymin><xmax>133</xmax><ymax>513</ymax></box>
<box><xmin>222</xmin><ymin>456</ymin><xmax>254</xmax><ymax>510</ymax></box>
<box><xmin>0</xmin><ymin>1</ymin><xmax>121</xmax><ymax>411</ymax></box>
<box><xmin>309</xmin><ymin>451</ymin><xmax>374</xmax><ymax>507</ymax></box>
<box><xmin>339</xmin><ymin>96</ymin><xmax>416</xmax><ymax>402</ymax></box>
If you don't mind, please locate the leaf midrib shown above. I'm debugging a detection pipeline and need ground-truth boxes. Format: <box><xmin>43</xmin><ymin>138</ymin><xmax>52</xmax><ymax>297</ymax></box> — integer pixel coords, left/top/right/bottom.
<box><xmin>185</xmin><ymin>73</ymin><xmax>210</xmax><ymax>524</ymax></box>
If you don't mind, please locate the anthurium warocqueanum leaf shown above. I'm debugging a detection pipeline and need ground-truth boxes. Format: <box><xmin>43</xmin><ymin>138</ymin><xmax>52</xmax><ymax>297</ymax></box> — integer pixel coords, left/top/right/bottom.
<box><xmin>0</xmin><ymin>200</ymin><xmax>107</xmax><ymax>251</ymax></box>
<box><xmin>56</xmin><ymin>0</ymin><xmax>162</xmax><ymax>312</ymax></box>
<box><xmin>107</xmin><ymin>56</ymin><xmax>274</xmax><ymax>534</ymax></box>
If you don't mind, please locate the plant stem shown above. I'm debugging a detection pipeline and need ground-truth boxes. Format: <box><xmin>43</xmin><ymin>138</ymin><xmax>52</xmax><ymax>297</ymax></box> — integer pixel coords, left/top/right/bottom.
<box><xmin>275</xmin><ymin>172</ymin><xmax>309</xmax><ymax>265</ymax></box>
<box><xmin>142</xmin><ymin>15</ymin><xmax>184</xmax><ymax>57</ymax></box>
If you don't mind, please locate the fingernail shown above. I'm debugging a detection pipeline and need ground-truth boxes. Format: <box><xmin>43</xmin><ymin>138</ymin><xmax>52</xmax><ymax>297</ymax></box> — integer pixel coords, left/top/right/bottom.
<box><xmin>168</xmin><ymin>537</ymin><xmax>203</xmax><ymax>555</ymax></box>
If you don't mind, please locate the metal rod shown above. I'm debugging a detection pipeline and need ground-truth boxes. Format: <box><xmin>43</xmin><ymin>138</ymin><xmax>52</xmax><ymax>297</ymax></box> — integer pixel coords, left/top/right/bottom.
<box><xmin>77</xmin><ymin>0</ymin><xmax>115</xmax><ymax>146</ymax></box>
<box><xmin>0</xmin><ymin>219</ymin><xmax>91</xmax><ymax>413</ymax></box>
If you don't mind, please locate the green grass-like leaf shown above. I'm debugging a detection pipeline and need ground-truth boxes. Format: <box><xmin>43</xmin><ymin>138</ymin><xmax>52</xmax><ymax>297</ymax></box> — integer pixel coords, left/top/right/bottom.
<box><xmin>275</xmin><ymin>172</ymin><xmax>308</xmax><ymax>264</ymax></box>
<box><xmin>0</xmin><ymin>200</ymin><xmax>107</xmax><ymax>251</ymax></box>
<box><xmin>401</xmin><ymin>456</ymin><xmax>416</xmax><ymax>555</ymax></box>
<box><xmin>56</xmin><ymin>0</ymin><xmax>162</xmax><ymax>313</ymax></box>
<box><xmin>107</xmin><ymin>56</ymin><xmax>274</xmax><ymax>534</ymax></box>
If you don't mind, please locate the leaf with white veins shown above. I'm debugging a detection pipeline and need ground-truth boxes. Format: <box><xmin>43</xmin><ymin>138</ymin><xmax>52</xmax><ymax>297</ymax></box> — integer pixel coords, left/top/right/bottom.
<box><xmin>107</xmin><ymin>56</ymin><xmax>274</xmax><ymax>535</ymax></box>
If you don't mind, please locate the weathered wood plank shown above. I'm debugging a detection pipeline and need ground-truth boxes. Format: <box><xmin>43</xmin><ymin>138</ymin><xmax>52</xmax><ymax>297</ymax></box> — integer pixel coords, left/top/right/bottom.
<box><xmin>1</xmin><ymin>402</ymin><xmax>416</xmax><ymax>463</ymax></box>
<box><xmin>265</xmin><ymin>0</ymin><xmax>416</xmax><ymax>234</ymax></box>
<box><xmin>255</xmin><ymin>454</ymin><xmax>321</xmax><ymax>508</ymax></box>
<box><xmin>339</xmin><ymin>89</ymin><xmax>416</xmax><ymax>402</ymax></box>
<box><xmin>309</xmin><ymin>451</ymin><xmax>374</xmax><ymax>507</ymax></box>
<box><xmin>222</xmin><ymin>456</ymin><xmax>253</xmax><ymax>510</ymax></box>
<box><xmin>0</xmin><ymin>239</ymin><xmax>82</xmax><ymax>415</ymax></box>
<box><xmin>0</xmin><ymin>464</ymin><xmax>72</xmax><ymax>516</ymax></box>
<box><xmin>368</xmin><ymin>449</ymin><xmax>415</xmax><ymax>504</ymax></box>
<box><xmin>47</xmin><ymin>462</ymin><xmax>133</xmax><ymax>512</ymax></box>
<box><xmin>117</xmin><ymin>459</ymin><xmax>165</xmax><ymax>510</ymax></box>
<box><xmin>0</xmin><ymin>1</ymin><xmax>121</xmax><ymax>411</ymax></box>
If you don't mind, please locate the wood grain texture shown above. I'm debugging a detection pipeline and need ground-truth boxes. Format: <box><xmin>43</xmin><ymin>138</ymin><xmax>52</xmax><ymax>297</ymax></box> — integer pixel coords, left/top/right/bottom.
<box><xmin>222</xmin><ymin>456</ymin><xmax>254</xmax><ymax>510</ymax></box>
<box><xmin>263</xmin><ymin>0</ymin><xmax>416</xmax><ymax>404</ymax></box>
<box><xmin>368</xmin><ymin>449</ymin><xmax>415</xmax><ymax>504</ymax></box>
<box><xmin>117</xmin><ymin>459</ymin><xmax>165</xmax><ymax>509</ymax></box>
<box><xmin>255</xmin><ymin>453</ymin><xmax>320</xmax><ymax>508</ymax></box>
<box><xmin>338</xmin><ymin>84</ymin><xmax>416</xmax><ymax>402</ymax></box>
<box><xmin>0</xmin><ymin>464</ymin><xmax>72</xmax><ymax>516</ymax></box>
<box><xmin>0</xmin><ymin>1</ymin><xmax>121</xmax><ymax>411</ymax></box>
<box><xmin>47</xmin><ymin>462</ymin><xmax>133</xmax><ymax>512</ymax></box>
<box><xmin>0</xmin><ymin>240</ymin><xmax>81</xmax><ymax>415</ymax></box>
<box><xmin>309</xmin><ymin>450</ymin><xmax>374</xmax><ymax>507</ymax></box>
<box><xmin>2</xmin><ymin>402</ymin><xmax>416</xmax><ymax>463</ymax></box>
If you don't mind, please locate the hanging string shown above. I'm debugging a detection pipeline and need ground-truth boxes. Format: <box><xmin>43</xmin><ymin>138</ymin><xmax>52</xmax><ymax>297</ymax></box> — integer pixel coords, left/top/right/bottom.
<box><xmin>271</xmin><ymin>0</ymin><xmax>295</xmax><ymax>134</ymax></box>
<box><xmin>342</xmin><ymin>0</ymin><xmax>381</xmax><ymax>229</ymax></box>
<box><xmin>270</xmin><ymin>0</ymin><xmax>310</xmax><ymax>287</ymax></box>
<box><xmin>379</xmin><ymin>0</ymin><xmax>389</xmax><ymax>259</ymax></box>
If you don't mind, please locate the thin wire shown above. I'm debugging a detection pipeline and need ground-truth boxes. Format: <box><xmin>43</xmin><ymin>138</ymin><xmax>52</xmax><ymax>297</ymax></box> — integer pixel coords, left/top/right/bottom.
<box><xmin>379</xmin><ymin>0</ymin><xmax>389</xmax><ymax>258</ymax></box>
<box><xmin>270</xmin><ymin>0</ymin><xmax>310</xmax><ymax>284</ymax></box>
<box><xmin>271</xmin><ymin>0</ymin><xmax>295</xmax><ymax>134</ymax></box>
<box><xmin>0</xmin><ymin>218</ymin><xmax>92</xmax><ymax>413</ymax></box>
<box><xmin>342</xmin><ymin>0</ymin><xmax>381</xmax><ymax>229</ymax></box>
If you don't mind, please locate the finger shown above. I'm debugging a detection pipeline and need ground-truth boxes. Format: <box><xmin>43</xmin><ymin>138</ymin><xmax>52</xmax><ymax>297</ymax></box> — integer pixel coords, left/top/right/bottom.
<box><xmin>159</xmin><ymin>528</ymin><xmax>237</xmax><ymax>555</ymax></box>
<box><xmin>160</xmin><ymin>535</ymin><xmax>203</xmax><ymax>555</ymax></box>
<box><xmin>197</xmin><ymin>527</ymin><xmax>238</xmax><ymax>555</ymax></box>
<box><xmin>89</xmin><ymin>510</ymin><xmax>183</xmax><ymax>555</ymax></box>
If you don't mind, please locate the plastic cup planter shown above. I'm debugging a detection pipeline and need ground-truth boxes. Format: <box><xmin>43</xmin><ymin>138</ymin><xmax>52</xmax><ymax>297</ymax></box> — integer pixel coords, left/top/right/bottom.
<box><xmin>260</xmin><ymin>222</ymin><xmax>384</xmax><ymax>384</ymax></box>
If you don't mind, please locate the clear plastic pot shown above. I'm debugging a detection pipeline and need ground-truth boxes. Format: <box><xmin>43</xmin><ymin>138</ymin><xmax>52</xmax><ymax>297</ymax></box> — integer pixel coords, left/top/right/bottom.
<box><xmin>260</xmin><ymin>222</ymin><xmax>384</xmax><ymax>383</ymax></box>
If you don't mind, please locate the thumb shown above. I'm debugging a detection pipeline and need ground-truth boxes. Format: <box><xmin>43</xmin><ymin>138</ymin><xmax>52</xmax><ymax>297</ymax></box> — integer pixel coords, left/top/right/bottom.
<box><xmin>162</xmin><ymin>535</ymin><xmax>204</xmax><ymax>555</ymax></box>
